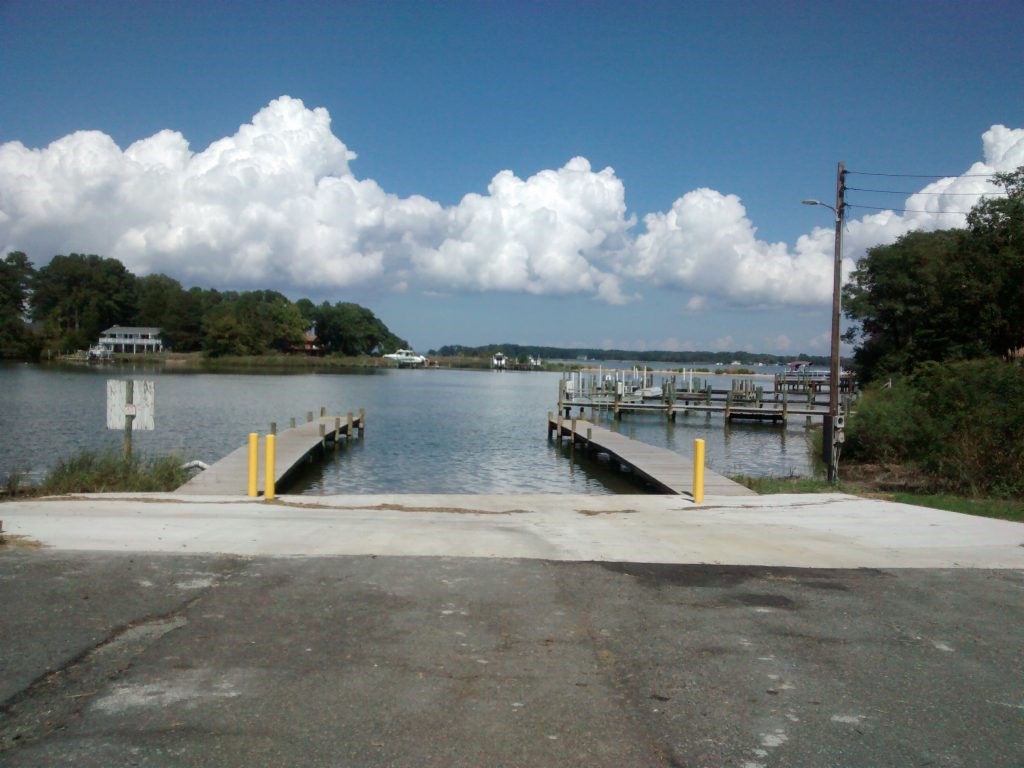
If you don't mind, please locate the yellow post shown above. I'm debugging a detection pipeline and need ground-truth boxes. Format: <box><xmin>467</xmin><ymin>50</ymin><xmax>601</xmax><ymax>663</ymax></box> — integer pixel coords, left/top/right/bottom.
<box><xmin>247</xmin><ymin>432</ymin><xmax>258</xmax><ymax>497</ymax></box>
<box><xmin>693</xmin><ymin>438</ymin><xmax>705</xmax><ymax>504</ymax></box>
<box><xmin>265</xmin><ymin>434</ymin><xmax>276</xmax><ymax>500</ymax></box>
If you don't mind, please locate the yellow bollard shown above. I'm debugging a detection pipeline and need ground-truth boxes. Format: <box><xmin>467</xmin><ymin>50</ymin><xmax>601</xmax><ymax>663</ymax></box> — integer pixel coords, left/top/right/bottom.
<box><xmin>265</xmin><ymin>434</ymin><xmax>276</xmax><ymax>500</ymax></box>
<box><xmin>247</xmin><ymin>433</ymin><xmax>258</xmax><ymax>497</ymax></box>
<box><xmin>692</xmin><ymin>438</ymin><xmax>705</xmax><ymax>504</ymax></box>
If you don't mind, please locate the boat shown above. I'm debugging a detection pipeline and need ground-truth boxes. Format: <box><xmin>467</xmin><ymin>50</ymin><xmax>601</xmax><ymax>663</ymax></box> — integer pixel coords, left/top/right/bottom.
<box><xmin>87</xmin><ymin>345</ymin><xmax>112</xmax><ymax>362</ymax></box>
<box><xmin>492</xmin><ymin>352</ymin><xmax>507</xmax><ymax>369</ymax></box>
<box><xmin>383</xmin><ymin>349</ymin><xmax>427</xmax><ymax>368</ymax></box>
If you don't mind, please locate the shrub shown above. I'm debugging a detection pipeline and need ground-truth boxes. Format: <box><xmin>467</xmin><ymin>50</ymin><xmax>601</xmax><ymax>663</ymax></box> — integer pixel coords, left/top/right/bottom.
<box><xmin>844</xmin><ymin>358</ymin><xmax>1024</xmax><ymax>497</ymax></box>
<box><xmin>39</xmin><ymin>451</ymin><xmax>189</xmax><ymax>494</ymax></box>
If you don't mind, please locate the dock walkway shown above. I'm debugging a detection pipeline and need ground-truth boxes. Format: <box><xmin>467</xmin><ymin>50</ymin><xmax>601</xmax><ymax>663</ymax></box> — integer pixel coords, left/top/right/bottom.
<box><xmin>548</xmin><ymin>415</ymin><xmax>755</xmax><ymax>497</ymax></box>
<box><xmin>178</xmin><ymin>412</ymin><xmax>363</xmax><ymax>496</ymax></box>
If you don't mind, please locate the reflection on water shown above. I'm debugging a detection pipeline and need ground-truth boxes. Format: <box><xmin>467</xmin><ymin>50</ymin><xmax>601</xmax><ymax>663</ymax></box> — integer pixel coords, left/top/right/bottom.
<box><xmin>0</xmin><ymin>363</ymin><xmax>816</xmax><ymax>493</ymax></box>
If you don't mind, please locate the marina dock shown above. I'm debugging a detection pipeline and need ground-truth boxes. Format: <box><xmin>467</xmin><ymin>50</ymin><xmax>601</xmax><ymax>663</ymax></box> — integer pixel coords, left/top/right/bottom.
<box><xmin>548</xmin><ymin>414</ymin><xmax>756</xmax><ymax>497</ymax></box>
<box><xmin>559</xmin><ymin>369</ymin><xmax>853</xmax><ymax>425</ymax></box>
<box><xmin>177</xmin><ymin>409</ymin><xmax>364</xmax><ymax>495</ymax></box>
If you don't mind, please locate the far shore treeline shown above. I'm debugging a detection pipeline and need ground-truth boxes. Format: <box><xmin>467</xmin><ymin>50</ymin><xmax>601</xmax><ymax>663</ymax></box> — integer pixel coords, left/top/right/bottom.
<box><xmin>0</xmin><ymin>253</ymin><xmax>409</xmax><ymax>359</ymax></box>
<box><xmin>430</xmin><ymin>344</ymin><xmax>829</xmax><ymax>367</ymax></box>
<box><xmin>0</xmin><ymin>251</ymin><xmax>832</xmax><ymax>366</ymax></box>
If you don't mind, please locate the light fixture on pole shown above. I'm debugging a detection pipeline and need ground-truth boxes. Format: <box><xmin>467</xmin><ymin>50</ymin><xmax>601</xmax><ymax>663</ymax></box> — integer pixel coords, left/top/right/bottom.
<box><xmin>802</xmin><ymin>162</ymin><xmax>845</xmax><ymax>483</ymax></box>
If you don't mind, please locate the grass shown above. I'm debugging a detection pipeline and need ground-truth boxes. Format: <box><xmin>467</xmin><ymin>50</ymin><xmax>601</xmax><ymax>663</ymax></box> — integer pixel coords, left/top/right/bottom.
<box><xmin>730</xmin><ymin>469</ymin><xmax>1023</xmax><ymax>523</ymax></box>
<box><xmin>32</xmin><ymin>450</ymin><xmax>190</xmax><ymax>495</ymax></box>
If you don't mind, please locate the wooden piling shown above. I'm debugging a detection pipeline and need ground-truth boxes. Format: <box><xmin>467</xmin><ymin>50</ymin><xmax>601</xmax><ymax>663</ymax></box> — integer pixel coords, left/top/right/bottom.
<box><xmin>347</xmin><ymin>411</ymin><xmax>354</xmax><ymax>438</ymax></box>
<box><xmin>359</xmin><ymin>408</ymin><xmax>365</xmax><ymax>437</ymax></box>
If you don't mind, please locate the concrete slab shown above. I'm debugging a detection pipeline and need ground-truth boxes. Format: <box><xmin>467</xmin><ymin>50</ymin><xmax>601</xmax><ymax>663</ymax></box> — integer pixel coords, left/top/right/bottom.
<box><xmin>2</xmin><ymin>492</ymin><xmax>1022</xmax><ymax>568</ymax></box>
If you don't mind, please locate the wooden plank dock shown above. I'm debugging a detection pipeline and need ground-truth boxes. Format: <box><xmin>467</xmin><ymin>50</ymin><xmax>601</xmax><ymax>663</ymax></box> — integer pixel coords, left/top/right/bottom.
<box><xmin>559</xmin><ymin>373</ymin><xmax>852</xmax><ymax>425</ymax></box>
<box><xmin>177</xmin><ymin>411</ymin><xmax>364</xmax><ymax>496</ymax></box>
<box><xmin>548</xmin><ymin>414</ymin><xmax>756</xmax><ymax>498</ymax></box>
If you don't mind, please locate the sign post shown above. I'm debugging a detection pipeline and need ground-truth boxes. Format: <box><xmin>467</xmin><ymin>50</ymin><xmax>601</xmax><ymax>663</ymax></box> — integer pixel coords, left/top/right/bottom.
<box><xmin>107</xmin><ymin>380</ymin><xmax>155</xmax><ymax>458</ymax></box>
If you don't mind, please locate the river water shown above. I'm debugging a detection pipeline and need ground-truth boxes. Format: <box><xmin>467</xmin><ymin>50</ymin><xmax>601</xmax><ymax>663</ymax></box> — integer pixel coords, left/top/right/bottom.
<box><xmin>0</xmin><ymin>362</ymin><xmax>816</xmax><ymax>493</ymax></box>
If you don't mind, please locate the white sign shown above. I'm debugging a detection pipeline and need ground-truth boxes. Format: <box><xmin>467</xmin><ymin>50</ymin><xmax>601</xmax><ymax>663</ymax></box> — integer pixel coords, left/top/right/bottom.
<box><xmin>106</xmin><ymin>380</ymin><xmax>155</xmax><ymax>430</ymax></box>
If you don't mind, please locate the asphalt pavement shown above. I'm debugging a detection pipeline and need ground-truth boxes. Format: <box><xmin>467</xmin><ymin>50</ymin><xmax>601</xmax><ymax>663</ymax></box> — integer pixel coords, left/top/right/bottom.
<box><xmin>1</xmin><ymin>494</ymin><xmax>1022</xmax><ymax>767</ymax></box>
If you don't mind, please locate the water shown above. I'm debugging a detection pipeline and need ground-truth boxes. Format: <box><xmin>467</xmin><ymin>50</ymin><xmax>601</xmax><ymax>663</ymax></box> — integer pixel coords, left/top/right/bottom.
<box><xmin>0</xmin><ymin>362</ymin><xmax>816</xmax><ymax>493</ymax></box>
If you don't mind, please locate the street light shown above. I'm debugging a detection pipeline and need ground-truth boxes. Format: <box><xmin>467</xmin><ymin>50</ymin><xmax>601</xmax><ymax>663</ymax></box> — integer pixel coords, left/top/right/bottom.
<box><xmin>802</xmin><ymin>162</ymin><xmax>845</xmax><ymax>483</ymax></box>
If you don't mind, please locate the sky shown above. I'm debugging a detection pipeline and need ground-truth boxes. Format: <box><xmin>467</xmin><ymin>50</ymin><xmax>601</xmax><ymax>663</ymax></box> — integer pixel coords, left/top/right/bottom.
<box><xmin>1</xmin><ymin>0</ymin><xmax>1022</xmax><ymax>355</ymax></box>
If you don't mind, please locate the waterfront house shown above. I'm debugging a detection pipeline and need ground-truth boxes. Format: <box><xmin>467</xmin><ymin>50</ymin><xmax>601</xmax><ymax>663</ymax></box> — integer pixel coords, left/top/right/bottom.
<box><xmin>97</xmin><ymin>326</ymin><xmax>163</xmax><ymax>354</ymax></box>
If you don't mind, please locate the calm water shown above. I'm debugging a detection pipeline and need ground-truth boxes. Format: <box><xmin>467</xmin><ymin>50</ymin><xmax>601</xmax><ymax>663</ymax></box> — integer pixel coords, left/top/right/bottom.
<box><xmin>0</xmin><ymin>363</ymin><xmax>815</xmax><ymax>493</ymax></box>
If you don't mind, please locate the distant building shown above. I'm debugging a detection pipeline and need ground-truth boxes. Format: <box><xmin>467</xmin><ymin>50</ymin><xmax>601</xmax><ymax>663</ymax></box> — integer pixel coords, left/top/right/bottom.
<box><xmin>98</xmin><ymin>326</ymin><xmax>163</xmax><ymax>354</ymax></box>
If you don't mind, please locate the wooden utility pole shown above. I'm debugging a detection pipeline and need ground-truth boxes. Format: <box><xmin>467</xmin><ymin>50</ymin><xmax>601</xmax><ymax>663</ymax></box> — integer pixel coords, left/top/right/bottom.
<box><xmin>823</xmin><ymin>162</ymin><xmax>846</xmax><ymax>483</ymax></box>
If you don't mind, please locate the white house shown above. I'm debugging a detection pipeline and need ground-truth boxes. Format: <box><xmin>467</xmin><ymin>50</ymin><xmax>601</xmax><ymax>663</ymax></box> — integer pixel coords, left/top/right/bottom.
<box><xmin>98</xmin><ymin>326</ymin><xmax>163</xmax><ymax>354</ymax></box>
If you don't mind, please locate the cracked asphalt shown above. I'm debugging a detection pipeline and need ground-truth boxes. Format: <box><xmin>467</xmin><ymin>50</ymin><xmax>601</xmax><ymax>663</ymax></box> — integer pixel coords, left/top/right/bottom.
<box><xmin>1</xmin><ymin>550</ymin><xmax>1022</xmax><ymax>767</ymax></box>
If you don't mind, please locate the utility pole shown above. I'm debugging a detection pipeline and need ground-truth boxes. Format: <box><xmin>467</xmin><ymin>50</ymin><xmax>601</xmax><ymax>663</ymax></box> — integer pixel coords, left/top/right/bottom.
<box><xmin>823</xmin><ymin>162</ymin><xmax>845</xmax><ymax>483</ymax></box>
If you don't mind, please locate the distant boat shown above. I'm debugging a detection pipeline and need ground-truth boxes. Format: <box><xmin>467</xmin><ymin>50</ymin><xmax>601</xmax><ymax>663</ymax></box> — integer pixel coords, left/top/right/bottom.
<box><xmin>383</xmin><ymin>349</ymin><xmax>427</xmax><ymax>368</ymax></box>
<box><xmin>492</xmin><ymin>352</ymin><xmax>507</xmax><ymax>369</ymax></box>
<box><xmin>87</xmin><ymin>345</ymin><xmax>112</xmax><ymax>362</ymax></box>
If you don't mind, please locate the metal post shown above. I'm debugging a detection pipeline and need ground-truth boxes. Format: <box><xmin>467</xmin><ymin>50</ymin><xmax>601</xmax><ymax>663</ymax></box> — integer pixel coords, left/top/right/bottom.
<box><xmin>265</xmin><ymin>434</ymin><xmax>276</xmax><ymax>500</ymax></box>
<box><xmin>247</xmin><ymin>433</ymin><xmax>258</xmax><ymax>497</ymax></box>
<box><xmin>692</xmin><ymin>438</ymin><xmax>705</xmax><ymax>504</ymax></box>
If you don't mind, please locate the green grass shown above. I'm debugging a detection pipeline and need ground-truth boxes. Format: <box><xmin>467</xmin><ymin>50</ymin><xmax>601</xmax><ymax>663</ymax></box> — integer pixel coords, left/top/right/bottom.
<box><xmin>730</xmin><ymin>473</ymin><xmax>1023</xmax><ymax>522</ymax></box>
<box><xmin>36</xmin><ymin>450</ymin><xmax>190</xmax><ymax>494</ymax></box>
<box><xmin>890</xmin><ymin>493</ymin><xmax>1023</xmax><ymax>523</ymax></box>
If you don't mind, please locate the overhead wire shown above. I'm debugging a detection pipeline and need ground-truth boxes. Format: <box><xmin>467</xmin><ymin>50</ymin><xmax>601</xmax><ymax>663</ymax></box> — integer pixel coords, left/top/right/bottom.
<box><xmin>845</xmin><ymin>186</ymin><xmax>1007</xmax><ymax>196</ymax></box>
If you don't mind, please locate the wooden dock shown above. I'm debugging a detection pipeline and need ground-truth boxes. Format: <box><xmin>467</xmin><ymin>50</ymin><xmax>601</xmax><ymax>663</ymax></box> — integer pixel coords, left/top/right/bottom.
<box><xmin>559</xmin><ymin>372</ymin><xmax>852</xmax><ymax>425</ymax></box>
<box><xmin>548</xmin><ymin>414</ymin><xmax>756</xmax><ymax>498</ymax></box>
<box><xmin>177</xmin><ymin>410</ymin><xmax>364</xmax><ymax>496</ymax></box>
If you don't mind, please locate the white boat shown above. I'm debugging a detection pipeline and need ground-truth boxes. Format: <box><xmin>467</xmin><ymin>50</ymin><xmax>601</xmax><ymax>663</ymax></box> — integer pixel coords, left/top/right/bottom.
<box><xmin>492</xmin><ymin>352</ymin><xmax>507</xmax><ymax>369</ymax></box>
<box><xmin>383</xmin><ymin>349</ymin><xmax>427</xmax><ymax>368</ymax></box>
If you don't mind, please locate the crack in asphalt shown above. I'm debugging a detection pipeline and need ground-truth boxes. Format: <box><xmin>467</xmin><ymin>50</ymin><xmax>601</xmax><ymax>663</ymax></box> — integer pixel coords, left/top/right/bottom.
<box><xmin>0</xmin><ymin>559</ymin><xmax>247</xmax><ymax>754</ymax></box>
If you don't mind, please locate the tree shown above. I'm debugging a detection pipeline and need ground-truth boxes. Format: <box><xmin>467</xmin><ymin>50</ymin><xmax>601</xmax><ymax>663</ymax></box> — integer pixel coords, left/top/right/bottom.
<box><xmin>200</xmin><ymin>290</ymin><xmax>306</xmax><ymax>356</ymax></box>
<box><xmin>31</xmin><ymin>254</ymin><xmax>138</xmax><ymax>351</ymax></box>
<box><xmin>0</xmin><ymin>251</ymin><xmax>36</xmax><ymax>358</ymax></box>
<box><xmin>136</xmin><ymin>274</ymin><xmax>204</xmax><ymax>351</ymax></box>
<box><xmin>308</xmin><ymin>301</ymin><xmax>407</xmax><ymax>356</ymax></box>
<box><xmin>843</xmin><ymin>166</ymin><xmax>1024</xmax><ymax>382</ymax></box>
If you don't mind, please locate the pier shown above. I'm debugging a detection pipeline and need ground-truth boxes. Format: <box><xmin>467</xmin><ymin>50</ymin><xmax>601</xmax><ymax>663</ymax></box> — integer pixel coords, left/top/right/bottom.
<box><xmin>558</xmin><ymin>369</ymin><xmax>853</xmax><ymax>425</ymax></box>
<box><xmin>548</xmin><ymin>413</ymin><xmax>756</xmax><ymax>497</ymax></box>
<box><xmin>177</xmin><ymin>408</ymin><xmax>364</xmax><ymax>495</ymax></box>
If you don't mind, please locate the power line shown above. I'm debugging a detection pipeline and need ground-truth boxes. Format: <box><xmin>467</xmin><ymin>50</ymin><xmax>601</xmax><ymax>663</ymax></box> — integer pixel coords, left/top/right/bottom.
<box><xmin>846</xmin><ymin>186</ymin><xmax>1007</xmax><ymax>196</ymax></box>
<box><xmin>846</xmin><ymin>170</ymin><xmax>995</xmax><ymax>179</ymax></box>
<box><xmin>847</xmin><ymin>204</ymin><xmax>970</xmax><ymax>215</ymax></box>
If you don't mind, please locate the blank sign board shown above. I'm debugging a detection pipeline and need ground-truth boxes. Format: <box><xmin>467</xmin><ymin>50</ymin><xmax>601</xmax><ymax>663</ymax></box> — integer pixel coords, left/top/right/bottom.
<box><xmin>106</xmin><ymin>380</ymin><xmax>155</xmax><ymax>430</ymax></box>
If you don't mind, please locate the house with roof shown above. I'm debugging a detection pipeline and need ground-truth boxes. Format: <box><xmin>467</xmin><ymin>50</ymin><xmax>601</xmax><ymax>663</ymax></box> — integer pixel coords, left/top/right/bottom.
<box><xmin>97</xmin><ymin>326</ymin><xmax>163</xmax><ymax>354</ymax></box>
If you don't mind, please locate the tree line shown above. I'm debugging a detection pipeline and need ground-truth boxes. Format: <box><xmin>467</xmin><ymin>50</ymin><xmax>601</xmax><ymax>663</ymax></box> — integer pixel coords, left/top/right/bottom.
<box><xmin>430</xmin><ymin>343</ymin><xmax>830</xmax><ymax>367</ymax></box>
<box><xmin>0</xmin><ymin>253</ymin><xmax>407</xmax><ymax>358</ymax></box>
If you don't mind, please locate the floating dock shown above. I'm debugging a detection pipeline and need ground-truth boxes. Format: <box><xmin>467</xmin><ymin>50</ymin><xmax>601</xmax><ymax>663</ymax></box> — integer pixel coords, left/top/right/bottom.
<box><xmin>548</xmin><ymin>414</ymin><xmax>756</xmax><ymax>497</ymax></box>
<box><xmin>177</xmin><ymin>410</ymin><xmax>364</xmax><ymax>496</ymax></box>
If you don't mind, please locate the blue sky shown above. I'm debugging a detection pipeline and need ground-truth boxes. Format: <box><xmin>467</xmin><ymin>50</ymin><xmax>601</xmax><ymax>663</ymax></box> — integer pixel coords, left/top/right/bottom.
<box><xmin>1</xmin><ymin>0</ymin><xmax>1022</xmax><ymax>354</ymax></box>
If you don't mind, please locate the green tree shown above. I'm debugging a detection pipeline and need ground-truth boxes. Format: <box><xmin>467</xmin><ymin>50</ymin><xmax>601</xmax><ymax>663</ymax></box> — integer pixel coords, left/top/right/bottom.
<box><xmin>843</xmin><ymin>166</ymin><xmax>1024</xmax><ymax>382</ymax></box>
<box><xmin>136</xmin><ymin>273</ymin><xmax>204</xmax><ymax>351</ymax></box>
<box><xmin>200</xmin><ymin>290</ymin><xmax>305</xmax><ymax>356</ymax></box>
<box><xmin>308</xmin><ymin>301</ymin><xmax>407</xmax><ymax>356</ymax></box>
<box><xmin>0</xmin><ymin>251</ymin><xmax>37</xmax><ymax>358</ymax></box>
<box><xmin>31</xmin><ymin>254</ymin><xmax>138</xmax><ymax>351</ymax></box>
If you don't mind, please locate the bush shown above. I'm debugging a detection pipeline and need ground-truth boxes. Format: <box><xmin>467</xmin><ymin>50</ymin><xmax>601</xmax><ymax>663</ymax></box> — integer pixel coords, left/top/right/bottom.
<box><xmin>39</xmin><ymin>451</ymin><xmax>189</xmax><ymax>494</ymax></box>
<box><xmin>844</xmin><ymin>358</ymin><xmax>1024</xmax><ymax>497</ymax></box>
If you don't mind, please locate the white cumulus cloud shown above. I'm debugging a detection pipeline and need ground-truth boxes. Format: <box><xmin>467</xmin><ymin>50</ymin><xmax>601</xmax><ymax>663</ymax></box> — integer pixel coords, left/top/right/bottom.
<box><xmin>1</xmin><ymin>96</ymin><xmax>1021</xmax><ymax>310</ymax></box>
